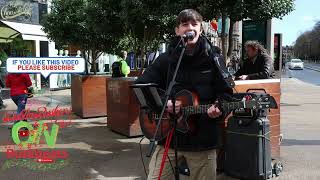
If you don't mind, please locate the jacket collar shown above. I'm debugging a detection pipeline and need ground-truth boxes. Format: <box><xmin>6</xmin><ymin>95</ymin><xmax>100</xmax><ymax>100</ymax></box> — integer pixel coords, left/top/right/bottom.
<box><xmin>168</xmin><ymin>36</ymin><xmax>211</xmax><ymax>59</ymax></box>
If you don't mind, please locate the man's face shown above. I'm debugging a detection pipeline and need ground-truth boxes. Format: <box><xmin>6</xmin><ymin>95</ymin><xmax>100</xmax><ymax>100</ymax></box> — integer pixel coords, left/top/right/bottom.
<box><xmin>246</xmin><ymin>46</ymin><xmax>258</xmax><ymax>59</ymax></box>
<box><xmin>175</xmin><ymin>20</ymin><xmax>202</xmax><ymax>45</ymax></box>
<box><xmin>123</xmin><ymin>51</ymin><xmax>127</xmax><ymax>59</ymax></box>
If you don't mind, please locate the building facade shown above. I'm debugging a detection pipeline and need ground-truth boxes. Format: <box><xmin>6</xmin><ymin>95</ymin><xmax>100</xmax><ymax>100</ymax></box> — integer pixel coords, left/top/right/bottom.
<box><xmin>0</xmin><ymin>0</ymin><xmax>53</xmax><ymax>90</ymax></box>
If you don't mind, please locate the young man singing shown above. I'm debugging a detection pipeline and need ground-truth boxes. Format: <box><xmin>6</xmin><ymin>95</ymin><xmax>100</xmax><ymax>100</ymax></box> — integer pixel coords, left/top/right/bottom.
<box><xmin>135</xmin><ymin>9</ymin><xmax>234</xmax><ymax>180</ymax></box>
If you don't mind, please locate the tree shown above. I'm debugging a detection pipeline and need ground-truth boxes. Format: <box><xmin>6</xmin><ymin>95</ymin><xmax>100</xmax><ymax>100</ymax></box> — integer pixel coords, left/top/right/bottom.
<box><xmin>294</xmin><ymin>31</ymin><xmax>312</xmax><ymax>59</ymax></box>
<box><xmin>294</xmin><ymin>21</ymin><xmax>320</xmax><ymax>60</ymax></box>
<box><xmin>118</xmin><ymin>0</ymin><xmax>223</xmax><ymax>71</ymax></box>
<box><xmin>0</xmin><ymin>49</ymin><xmax>8</xmax><ymax>67</ymax></box>
<box><xmin>42</xmin><ymin>0</ymin><xmax>125</xmax><ymax>74</ymax></box>
<box><xmin>43</xmin><ymin>0</ymin><xmax>296</xmax><ymax>74</ymax></box>
<box><xmin>117</xmin><ymin>0</ymin><xmax>176</xmax><ymax>72</ymax></box>
<box><xmin>198</xmin><ymin>0</ymin><xmax>295</xmax><ymax>62</ymax></box>
<box><xmin>145</xmin><ymin>0</ymin><xmax>295</xmax><ymax>62</ymax></box>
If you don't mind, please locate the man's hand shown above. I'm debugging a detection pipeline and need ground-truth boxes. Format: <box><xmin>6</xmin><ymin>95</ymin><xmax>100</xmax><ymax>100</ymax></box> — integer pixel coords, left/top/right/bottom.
<box><xmin>238</xmin><ymin>75</ymin><xmax>249</xmax><ymax>80</ymax></box>
<box><xmin>167</xmin><ymin>100</ymin><xmax>182</xmax><ymax>114</ymax></box>
<box><xmin>207</xmin><ymin>104</ymin><xmax>222</xmax><ymax>119</ymax></box>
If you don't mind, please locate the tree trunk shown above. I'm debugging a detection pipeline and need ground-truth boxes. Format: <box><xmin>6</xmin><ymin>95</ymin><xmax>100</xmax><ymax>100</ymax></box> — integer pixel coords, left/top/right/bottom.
<box><xmin>221</xmin><ymin>13</ymin><xmax>227</xmax><ymax>63</ymax></box>
<box><xmin>94</xmin><ymin>51</ymin><xmax>103</xmax><ymax>74</ymax></box>
<box><xmin>91</xmin><ymin>49</ymin><xmax>97</xmax><ymax>75</ymax></box>
<box><xmin>227</xmin><ymin>19</ymin><xmax>235</xmax><ymax>59</ymax></box>
<box><xmin>139</xmin><ymin>26</ymin><xmax>147</xmax><ymax>76</ymax></box>
<box><xmin>81</xmin><ymin>48</ymin><xmax>89</xmax><ymax>75</ymax></box>
<box><xmin>150</xmin><ymin>49</ymin><xmax>157</xmax><ymax>64</ymax></box>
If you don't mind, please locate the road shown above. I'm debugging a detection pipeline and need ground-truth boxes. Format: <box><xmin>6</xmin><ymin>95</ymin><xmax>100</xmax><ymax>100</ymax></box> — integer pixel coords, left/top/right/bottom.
<box><xmin>283</xmin><ymin>63</ymin><xmax>320</xmax><ymax>86</ymax></box>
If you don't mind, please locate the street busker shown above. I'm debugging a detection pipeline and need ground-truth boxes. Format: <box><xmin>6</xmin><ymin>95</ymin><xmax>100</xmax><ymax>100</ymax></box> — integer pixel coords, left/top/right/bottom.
<box><xmin>135</xmin><ymin>9</ymin><xmax>235</xmax><ymax>180</ymax></box>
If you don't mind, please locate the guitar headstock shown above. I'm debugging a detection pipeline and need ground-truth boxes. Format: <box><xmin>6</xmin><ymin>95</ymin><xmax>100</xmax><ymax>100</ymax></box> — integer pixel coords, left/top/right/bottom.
<box><xmin>246</xmin><ymin>94</ymin><xmax>278</xmax><ymax>110</ymax></box>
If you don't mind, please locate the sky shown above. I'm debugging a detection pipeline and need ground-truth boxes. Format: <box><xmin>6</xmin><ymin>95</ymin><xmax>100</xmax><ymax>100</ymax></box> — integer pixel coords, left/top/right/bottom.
<box><xmin>274</xmin><ymin>0</ymin><xmax>320</xmax><ymax>46</ymax></box>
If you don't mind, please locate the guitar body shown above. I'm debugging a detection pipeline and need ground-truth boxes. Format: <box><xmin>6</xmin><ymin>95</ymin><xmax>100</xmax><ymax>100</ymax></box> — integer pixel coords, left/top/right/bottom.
<box><xmin>139</xmin><ymin>89</ymin><xmax>199</xmax><ymax>141</ymax></box>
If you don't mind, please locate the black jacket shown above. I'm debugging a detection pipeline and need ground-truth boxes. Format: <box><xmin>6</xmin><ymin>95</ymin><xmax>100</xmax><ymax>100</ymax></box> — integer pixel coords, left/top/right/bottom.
<box><xmin>135</xmin><ymin>36</ymin><xmax>233</xmax><ymax>151</ymax></box>
<box><xmin>235</xmin><ymin>52</ymin><xmax>274</xmax><ymax>80</ymax></box>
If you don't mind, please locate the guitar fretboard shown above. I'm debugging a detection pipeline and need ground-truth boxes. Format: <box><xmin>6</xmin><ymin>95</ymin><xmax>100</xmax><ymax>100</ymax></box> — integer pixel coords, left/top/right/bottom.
<box><xmin>181</xmin><ymin>101</ymin><xmax>251</xmax><ymax>115</ymax></box>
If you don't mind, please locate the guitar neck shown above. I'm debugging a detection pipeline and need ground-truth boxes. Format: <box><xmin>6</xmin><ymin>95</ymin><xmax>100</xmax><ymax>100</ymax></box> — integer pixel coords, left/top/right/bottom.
<box><xmin>182</xmin><ymin>101</ymin><xmax>247</xmax><ymax>115</ymax></box>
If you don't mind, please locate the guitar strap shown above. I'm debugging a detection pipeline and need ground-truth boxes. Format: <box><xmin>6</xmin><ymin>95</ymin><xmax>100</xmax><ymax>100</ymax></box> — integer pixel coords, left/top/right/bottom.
<box><xmin>203</xmin><ymin>35</ymin><xmax>235</xmax><ymax>89</ymax></box>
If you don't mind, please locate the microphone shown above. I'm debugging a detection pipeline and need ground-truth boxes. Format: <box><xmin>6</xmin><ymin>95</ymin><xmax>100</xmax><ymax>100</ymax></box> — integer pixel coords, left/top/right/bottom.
<box><xmin>182</xmin><ymin>31</ymin><xmax>195</xmax><ymax>41</ymax></box>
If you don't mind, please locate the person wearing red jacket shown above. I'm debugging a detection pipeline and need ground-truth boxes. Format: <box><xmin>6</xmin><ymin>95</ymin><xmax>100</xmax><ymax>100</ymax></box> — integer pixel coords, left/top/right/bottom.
<box><xmin>6</xmin><ymin>73</ymin><xmax>32</xmax><ymax>115</ymax></box>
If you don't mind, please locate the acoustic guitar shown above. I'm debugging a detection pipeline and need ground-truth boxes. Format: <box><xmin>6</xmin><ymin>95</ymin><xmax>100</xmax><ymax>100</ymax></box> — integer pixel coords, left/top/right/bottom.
<box><xmin>140</xmin><ymin>89</ymin><xmax>277</xmax><ymax>141</ymax></box>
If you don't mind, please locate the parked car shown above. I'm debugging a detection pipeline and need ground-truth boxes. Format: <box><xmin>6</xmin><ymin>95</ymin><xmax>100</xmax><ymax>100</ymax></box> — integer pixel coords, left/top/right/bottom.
<box><xmin>288</xmin><ymin>59</ymin><xmax>304</xmax><ymax>70</ymax></box>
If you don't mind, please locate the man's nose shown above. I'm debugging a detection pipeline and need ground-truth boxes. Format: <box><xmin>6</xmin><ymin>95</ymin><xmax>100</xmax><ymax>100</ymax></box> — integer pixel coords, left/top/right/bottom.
<box><xmin>186</xmin><ymin>23</ymin><xmax>194</xmax><ymax>30</ymax></box>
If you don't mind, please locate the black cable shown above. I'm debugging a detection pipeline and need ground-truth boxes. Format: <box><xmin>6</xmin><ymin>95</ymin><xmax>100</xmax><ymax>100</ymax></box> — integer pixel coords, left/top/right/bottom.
<box><xmin>168</xmin><ymin>156</ymin><xmax>176</xmax><ymax>175</ymax></box>
<box><xmin>139</xmin><ymin>137</ymin><xmax>148</xmax><ymax>177</ymax></box>
<box><xmin>202</xmin><ymin>34</ymin><xmax>239</xmax><ymax>98</ymax></box>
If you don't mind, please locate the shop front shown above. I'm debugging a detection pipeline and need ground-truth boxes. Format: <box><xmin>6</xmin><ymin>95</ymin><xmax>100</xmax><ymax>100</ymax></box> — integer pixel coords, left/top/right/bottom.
<box><xmin>0</xmin><ymin>0</ymin><xmax>53</xmax><ymax>91</ymax></box>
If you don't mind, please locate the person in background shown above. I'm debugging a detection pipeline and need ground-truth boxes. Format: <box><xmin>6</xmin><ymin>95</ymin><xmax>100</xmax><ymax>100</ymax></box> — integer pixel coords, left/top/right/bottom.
<box><xmin>0</xmin><ymin>78</ymin><xmax>5</xmax><ymax>109</ymax></box>
<box><xmin>234</xmin><ymin>41</ymin><xmax>274</xmax><ymax>80</ymax></box>
<box><xmin>282</xmin><ymin>59</ymin><xmax>286</xmax><ymax>71</ymax></box>
<box><xmin>115</xmin><ymin>51</ymin><xmax>130</xmax><ymax>77</ymax></box>
<box><xmin>122</xmin><ymin>50</ymin><xmax>129</xmax><ymax>64</ymax></box>
<box><xmin>6</xmin><ymin>73</ymin><xmax>32</xmax><ymax>116</ymax></box>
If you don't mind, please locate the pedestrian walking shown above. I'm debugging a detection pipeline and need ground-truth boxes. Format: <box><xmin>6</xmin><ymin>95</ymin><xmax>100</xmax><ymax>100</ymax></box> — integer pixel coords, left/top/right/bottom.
<box><xmin>6</xmin><ymin>73</ymin><xmax>32</xmax><ymax>123</ymax></box>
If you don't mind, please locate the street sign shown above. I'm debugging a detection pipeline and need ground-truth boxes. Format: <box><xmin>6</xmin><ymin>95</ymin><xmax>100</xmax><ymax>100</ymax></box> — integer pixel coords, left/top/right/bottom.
<box><xmin>242</xmin><ymin>20</ymin><xmax>268</xmax><ymax>60</ymax></box>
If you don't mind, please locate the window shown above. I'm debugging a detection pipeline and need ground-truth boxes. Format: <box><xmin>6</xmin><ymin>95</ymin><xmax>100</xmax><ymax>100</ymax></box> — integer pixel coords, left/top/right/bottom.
<box><xmin>291</xmin><ymin>59</ymin><xmax>302</xmax><ymax>63</ymax></box>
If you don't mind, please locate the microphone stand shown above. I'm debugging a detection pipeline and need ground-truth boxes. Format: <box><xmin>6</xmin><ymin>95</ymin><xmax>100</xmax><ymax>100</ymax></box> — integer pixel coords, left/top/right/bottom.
<box><xmin>147</xmin><ymin>37</ymin><xmax>188</xmax><ymax>180</ymax></box>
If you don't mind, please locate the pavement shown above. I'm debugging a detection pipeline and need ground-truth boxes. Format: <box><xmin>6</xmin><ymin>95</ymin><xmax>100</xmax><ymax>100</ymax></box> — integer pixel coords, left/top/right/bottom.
<box><xmin>277</xmin><ymin>77</ymin><xmax>320</xmax><ymax>180</ymax></box>
<box><xmin>0</xmin><ymin>68</ymin><xmax>319</xmax><ymax>179</ymax></box>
